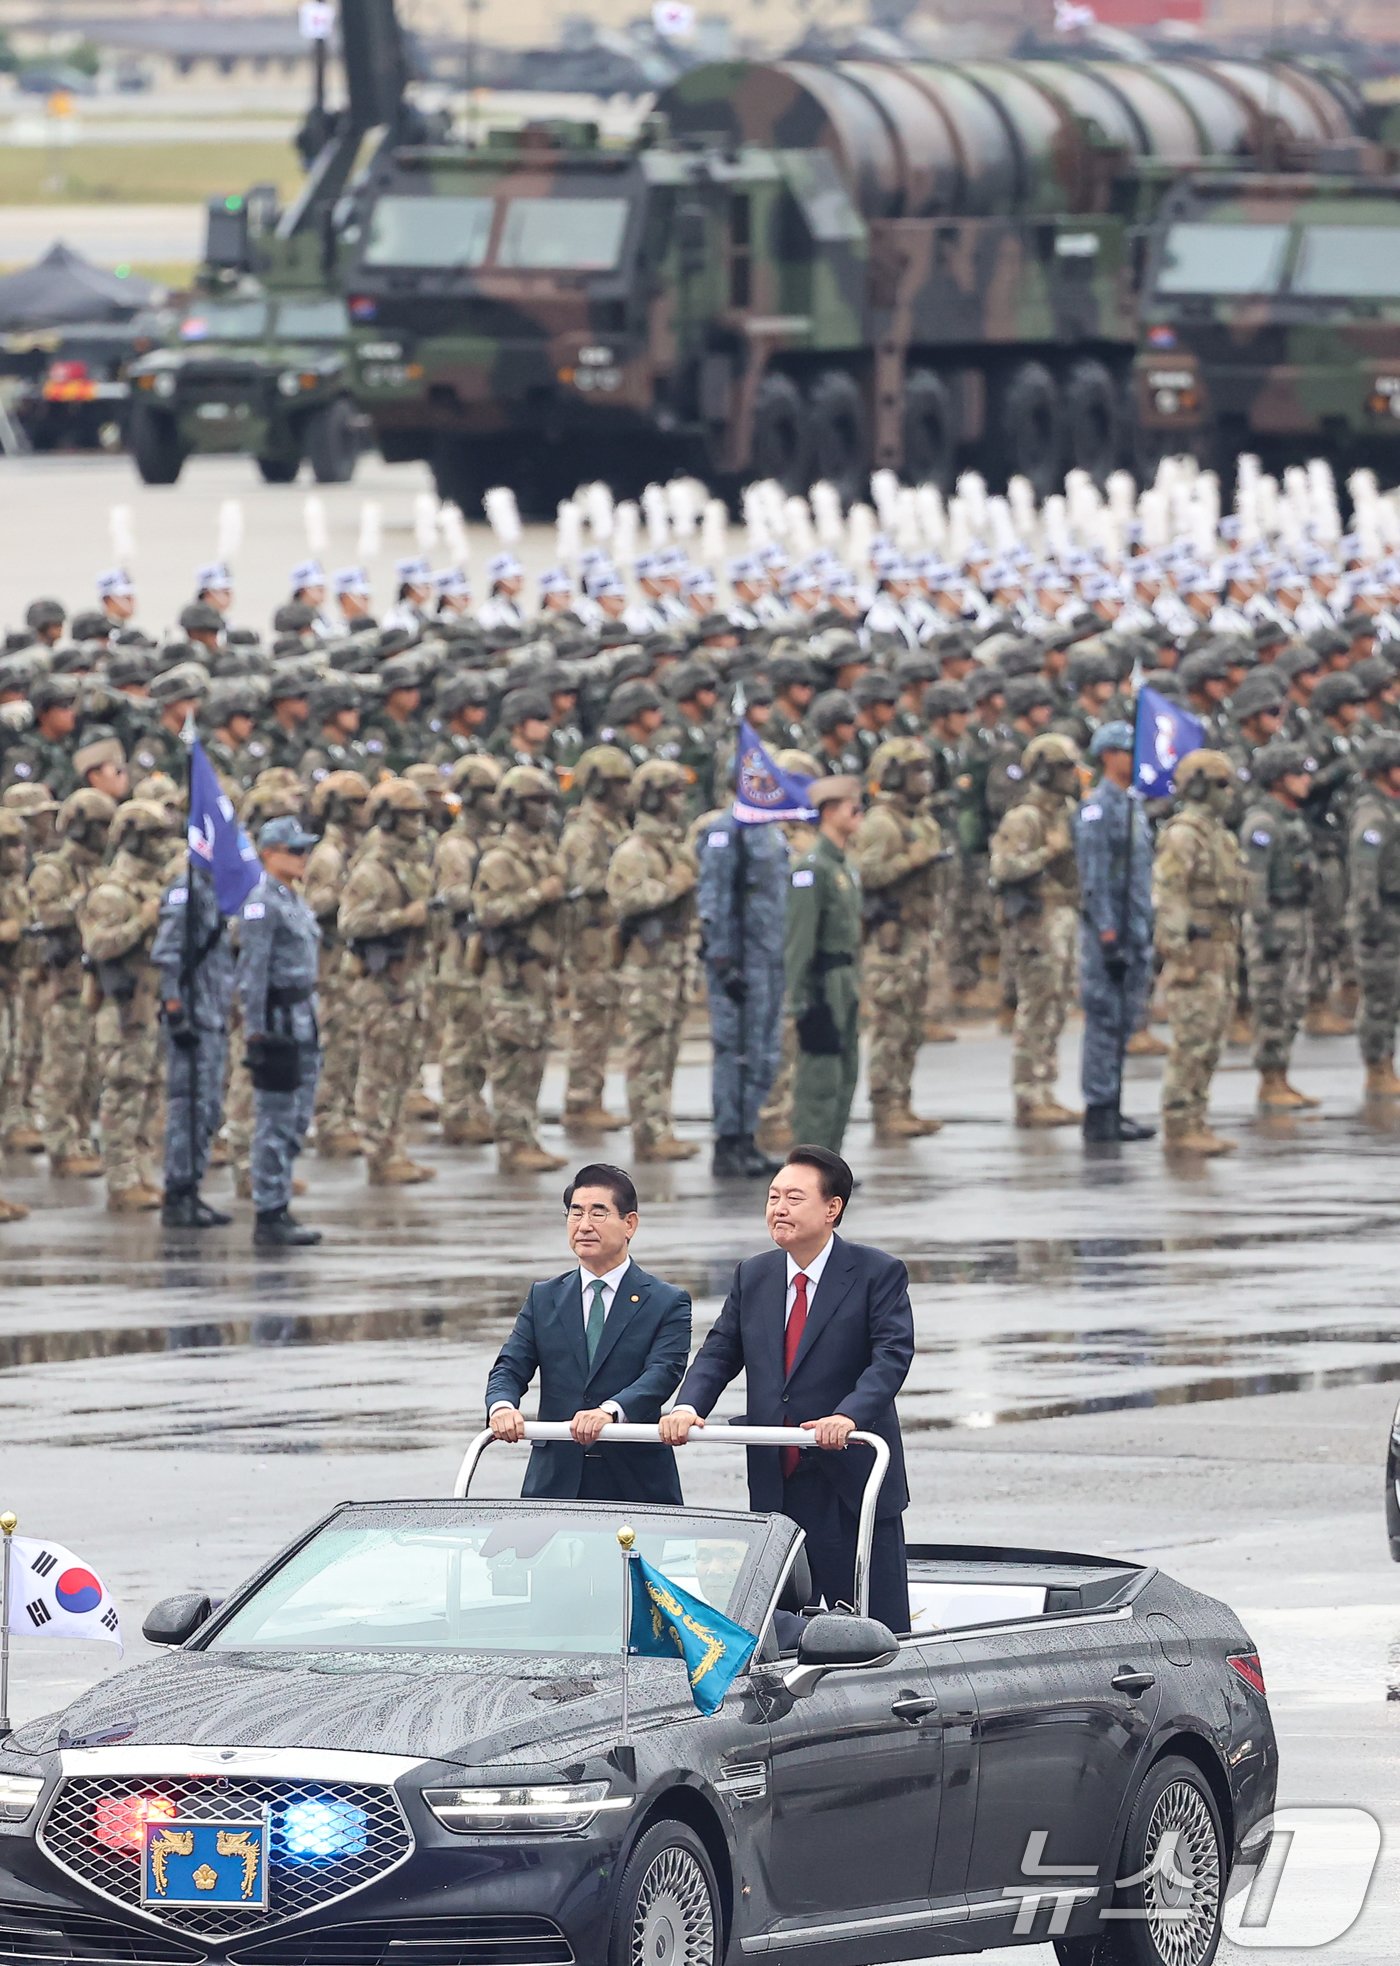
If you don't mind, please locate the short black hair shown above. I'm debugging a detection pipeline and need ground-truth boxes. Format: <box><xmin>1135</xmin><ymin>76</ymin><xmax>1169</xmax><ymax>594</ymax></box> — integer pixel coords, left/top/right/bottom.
<box><xmin>563</xmin><ymin>1163</ymin><xmax>638</xmax><ymax>1218</ymax></box>
<box><xmin>781</xmin><ymin>1146</ymin><xmax>853</xmax><ymax>1222</ymax></box>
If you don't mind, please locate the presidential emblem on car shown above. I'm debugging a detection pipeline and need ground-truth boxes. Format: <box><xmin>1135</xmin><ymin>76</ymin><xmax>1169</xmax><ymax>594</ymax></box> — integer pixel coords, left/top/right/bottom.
<box><xmin>143</xmin><ymin>1817</ymin><xmax>269</xmax><ymax>1908</ymax></box>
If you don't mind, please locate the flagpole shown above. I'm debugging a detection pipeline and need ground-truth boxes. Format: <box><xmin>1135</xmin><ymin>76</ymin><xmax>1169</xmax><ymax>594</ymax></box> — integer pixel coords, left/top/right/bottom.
<box><xmin>0</xmin><ymin>1510</ymin><xmax>16</xmax><ymax>1740</ymax></box>
<box><xmin>617</xmin><ymin>1525</ymin><xmax>634</xmax><ymax>1743</ymax></box>
<box><xmin>181</xmin><ymin>716</ymin><xmax>200</xmax><ymax>1195</ymax></box>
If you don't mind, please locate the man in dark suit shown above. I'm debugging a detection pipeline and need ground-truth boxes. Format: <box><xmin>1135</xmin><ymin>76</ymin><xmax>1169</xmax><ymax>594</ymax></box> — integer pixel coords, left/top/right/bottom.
<box><xmin>660</xmin><ymin>1146</ymin><xmax>914</xmax><ymax>1631</ymax></box>
<box><xmin>486</xmin><ymin>1163</ymin><xmax>691</xmax><ymax>1504</ymax></box>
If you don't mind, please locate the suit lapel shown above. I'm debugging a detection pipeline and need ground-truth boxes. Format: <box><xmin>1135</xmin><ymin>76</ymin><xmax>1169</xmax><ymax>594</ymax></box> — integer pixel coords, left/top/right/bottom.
<box><xmin>585</xmin><ymin>1260</ymin><xmax>642</xmax><ymax>1383</ymax></box>
<box><xmin>787</xmin><ymin>1236</ymin><xmax>856</xmax><ymax>1381</ymax></box>
<box><xmin>554</xmin><ymin>1271</ymin><xmax>589</xmax><ymax>1380</ymax></box>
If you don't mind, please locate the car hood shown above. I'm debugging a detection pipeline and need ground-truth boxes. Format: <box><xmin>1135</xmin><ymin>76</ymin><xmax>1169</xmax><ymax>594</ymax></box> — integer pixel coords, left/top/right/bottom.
<box><xmin>13</xmin><ymin>1650</ymin><xmax>683</xmax><ymax>1770</ymax></box>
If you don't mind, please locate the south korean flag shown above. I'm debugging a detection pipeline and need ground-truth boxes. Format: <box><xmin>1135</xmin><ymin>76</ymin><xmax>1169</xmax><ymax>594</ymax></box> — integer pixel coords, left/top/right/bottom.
<box><xmin>4</xmin><ymin>1537</ymin><xmax>123</xmax><ymax>1653</ymax></box>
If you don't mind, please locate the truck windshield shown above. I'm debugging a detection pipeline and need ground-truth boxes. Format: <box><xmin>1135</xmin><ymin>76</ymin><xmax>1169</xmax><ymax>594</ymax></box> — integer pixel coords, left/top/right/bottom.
<box><xmin>364</xmin><ymin>195</ymin><xmax>493</xmax><ymax>269</ymax></box>
<box><xmin>1155</xmin><ymin>221</ymin><xmax>1289</xmax><ymax>296</ymax></box>
<box><xmin>1293</xmin><ymin>225</ymin><xmax>1400</xmax><ymax>299</ymax></box>
<box><xmin>497</xmin><ymin>197</ymin><xmax>628</xmax><ymax>270</ymax></box>
<box><xmin>275</xmin><ymin>298</ymin><xmax>349</xmax><ymax>338</ymax></box>
<box><xmin>179</xmin><ymin>301</ymin><xmax>269</xmax><ymax>341</ymax></box>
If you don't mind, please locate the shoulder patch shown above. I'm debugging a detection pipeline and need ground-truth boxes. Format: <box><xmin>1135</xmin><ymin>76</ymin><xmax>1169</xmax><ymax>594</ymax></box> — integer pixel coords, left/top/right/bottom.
<box><xmin>792</xmin><ymin>869</ymin><xmax>816</xmax><ymax>888</ymax></box>
<box><xmin>10</xmin><ymin>762</ymin><xmax>30</xmax><ymax>779</ymax></box>
<box><xmin>365</xmin><ymin>738</ymin><xmax>385</xmax><ymax>754</ymax></box>
<box><xmin>1249</xmin><ymin>829</ymin><xmax>1272</xmax><ymax>848</ymax></box>
<box><xmin>1364</xmin><ymin>828</ymin><xmax>1384</xmax><ymax>846</ymax></box>
<box><xmin>166</xmin><ymin>886</ymin><xmax>189</xmax><ymax>905</ymax></box>
<box><xmin>1080</xmin><ymin>803</ymin><xmax>1102</xmax><ymax>822</ymax></box>
<box><xmin>707</xmin><ymin>830</ymin><xmax>730</xmax><ymax>848</ymax></box>
<box><xmin>247</xmin><ymin>742</ymin><xmax>266</xmax><ymax>759</ymax></box>
<box><xmin>1006</xmin><ymin>763</ymin><xmax>1024</xmax><ymax>781</ymax></box>
<box><xmin>243</xmin><ymin>900</ymin><xmax>266</xmax><ymax>919</ymax></box>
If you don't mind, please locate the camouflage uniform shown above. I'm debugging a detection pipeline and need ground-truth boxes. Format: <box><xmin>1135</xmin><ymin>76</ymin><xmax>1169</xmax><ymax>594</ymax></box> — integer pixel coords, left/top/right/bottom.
<box><xmin>950</xmin><ymin>718</ymin><xmax>1007</xmax><ymax>1003</ymax></box>
<box><xmin>786</xmin><ymin>830</ymin><xmax>862</xmax><ymax>1153</ymax></box>
<box><xmin>1240</xmin><ymin>775</ymin><xmax>1315</xmax><ymax>1094</ymax></box>
<box><xmin>1</xmin><ymin>785</ymin><xmax>57</xmax><ymax>1151</ymax></box>
<box><xmin>1152</xmin><ymin>754</ymin><xmax>1245</xmax><ymax>1152</ymax></box>
<box><xmin>433</xmin><ymin>757</ymin><xmax>501</xmax><ymax>1145</ymax></box>
<box><xmin>77</xmin><ymin>804</ymin><xmax>173</xmax><ymax>1207</ymax></box>
<box><xmin>225</xmin><ymin>779</ymin><xmax>304</xmax><ymax>1198</ymax></box>
<box><xmin>339</xmin><ymin>782</ymin><xmax>437</xmax><ymax>1184</ymax></box>
<box><xmin>850</xmin><ymin>740</ymin><xmax>945</xmax><ymax>1138</ymax></box>
<box><xmin>755</xmin><ymin>796</ymin><xmax>819</xmax><ymax>1156</ymax></box>
<box><xmin>28</xmin><ymin>796</ymin><xmax>112</xmax><ymax>1171</ymax></box>
<box><xmin>559</xmin><ymin>748</ymin><xmax>632</xmax><ymax>1126</ymax></box>
<box><xmin>302</xmin><ymin>773</ymin><xmax>371</xmax><ymax>1155</ymax></box>
<box><xmin>472</xmin><ymin>767</ymin><xmax>567</xmax><ymax>1172</ymax></box>
<box><xmin>0</xmin><ymin>814</ymin><xmax>28</xmax><ymax>1217</ymax></box>
<box><xmin>988</xmin><ymin>738</ymin><xmax>1081</xmax><ymax>1125</ymax></box>
<box><xmin>607</xmin><ymin>760</ymin><xmax>699</xmax><ymax>1160</ymax></box>
<box><xmin>1348</xmin><ymin>768</ymin><xmax>1400</xmax><ymax>1085</ymax></box>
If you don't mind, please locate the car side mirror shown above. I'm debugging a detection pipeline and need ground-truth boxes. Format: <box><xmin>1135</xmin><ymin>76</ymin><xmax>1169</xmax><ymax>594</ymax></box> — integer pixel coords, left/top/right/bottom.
<box><xmin>142</xmin><ymin>1592</ymin><xmax>212</xmax><ymax>1647</ymax></box>
<box><xmin>797</xmin><ymin>1612</ymin><xmax>899</xmax><ymax>1669</ymax></box>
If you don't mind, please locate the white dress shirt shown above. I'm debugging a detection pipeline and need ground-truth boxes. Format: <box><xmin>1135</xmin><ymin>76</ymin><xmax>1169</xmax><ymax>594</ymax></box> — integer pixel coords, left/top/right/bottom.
<box><xmin>785</xmin><ymin>1235</ymin><xmax>834</xmax><ymax>1326</ymax></box>
<box><xmin>489</xmin><ymin>1256</ymin><xmax>634</xmax><ymax>1419</ymax></box>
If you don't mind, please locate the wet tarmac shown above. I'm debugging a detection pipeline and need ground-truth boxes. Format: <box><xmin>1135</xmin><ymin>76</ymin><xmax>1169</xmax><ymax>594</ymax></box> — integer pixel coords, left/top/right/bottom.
<box><xmin>2</xmin><ymin>1016</ymin><xmax>1398</xmax><ymax>1962</ymax></box>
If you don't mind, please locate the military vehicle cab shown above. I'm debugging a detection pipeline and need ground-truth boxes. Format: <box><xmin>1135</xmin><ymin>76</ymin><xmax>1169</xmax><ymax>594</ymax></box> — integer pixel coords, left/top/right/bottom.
<box><xmin>1134</xmin><ymin>170</ymin><xmax>1400</xmax><ymax>471</ymax></box>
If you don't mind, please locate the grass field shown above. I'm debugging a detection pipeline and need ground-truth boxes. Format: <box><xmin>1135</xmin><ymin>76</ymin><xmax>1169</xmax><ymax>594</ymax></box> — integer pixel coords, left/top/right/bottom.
<box><xmin>0</xmin><ymin>139</ymin><xmax>300</xmax><ymax>204</ymax></box>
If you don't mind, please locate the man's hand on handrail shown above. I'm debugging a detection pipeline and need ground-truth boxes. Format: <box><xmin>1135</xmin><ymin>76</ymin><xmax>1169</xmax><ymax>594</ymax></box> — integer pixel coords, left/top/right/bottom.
<box><xmin>802</xmin><ymin>1414</ymin><xmax>857</xmax><ymax>1449</ymax></box>
<box><xmin>658</xmin><ymin>1407</ymin><xmax>706</xmax><ymax>1445</ymax></box>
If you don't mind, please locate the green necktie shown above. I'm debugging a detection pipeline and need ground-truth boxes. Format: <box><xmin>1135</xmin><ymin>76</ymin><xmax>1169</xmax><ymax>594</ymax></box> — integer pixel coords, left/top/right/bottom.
<box><xmin>585</xmin><ymin>1278</ymin><xmax>607</xmax><ymax>1367</ymax></box>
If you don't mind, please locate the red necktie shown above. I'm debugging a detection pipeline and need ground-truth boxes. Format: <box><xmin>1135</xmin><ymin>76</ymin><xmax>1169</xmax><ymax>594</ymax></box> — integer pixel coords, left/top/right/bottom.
<box><xmin>781</xmin><ymin>1273</ymin><xmax>810</xmax><ymax>1479</ymax></box>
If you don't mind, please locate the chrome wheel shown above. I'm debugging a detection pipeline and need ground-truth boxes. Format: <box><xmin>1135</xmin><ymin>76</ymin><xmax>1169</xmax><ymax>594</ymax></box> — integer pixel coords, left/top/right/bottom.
<box><xmin>630</xmin><ymin>1844</ymin><xmax>715</xmax><ymax>1966</ymax></box>
<box><xmin>1141</xmin><ymin>1779</ymin><xmax>1222</xmax><ymax>1966</ymax></box>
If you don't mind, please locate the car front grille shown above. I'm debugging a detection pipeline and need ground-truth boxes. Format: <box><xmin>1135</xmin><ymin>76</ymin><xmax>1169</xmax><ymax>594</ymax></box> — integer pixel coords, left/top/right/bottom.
<box><xmin>0</xmin><ymin>1900</ymin><xmax>204</xmax><ymax>1964</ymax></box>
<box><xmin>39</xmin><ymin>1778</ymin><xmax>412</xmax><ymax>1943</ymax></box>
<box><xmin>233</xmin><ymin>1915</ymin><xmax>575</xmax><ymax>1966</ymax></box>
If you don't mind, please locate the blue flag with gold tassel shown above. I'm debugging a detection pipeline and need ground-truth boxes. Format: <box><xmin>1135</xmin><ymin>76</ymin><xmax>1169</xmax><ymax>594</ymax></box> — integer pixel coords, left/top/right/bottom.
<box><xmin>627</xmin><ymin>1555</ymin><xmax>758</xmax><ymax>1715</ymax></box>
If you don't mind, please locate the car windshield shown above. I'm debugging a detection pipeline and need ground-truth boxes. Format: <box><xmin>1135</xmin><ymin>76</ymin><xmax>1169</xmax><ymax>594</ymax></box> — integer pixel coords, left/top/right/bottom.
<box><xmin>274</xmin><ymin>298</ymin><xmax>349</xmax><ymax>339</ymax></box>
<box><xmin>1155</xmin><ymin>221</ymin><xmax>1290</xmax><ymax>296</ymax></box>
<box><xmin>496</xmin><ymin>198</ymin><xmax>629</xmax><ymax>271</ymax></box>
<box><xmin>178</xmin><ymin>301</ymin><xmax>269</xmax><ymax>342</ymax></box>
<box><xmin>363</xmin><ymin>195</ymin><xmax>494</xmax><ymax>269</ymax></box>
<box><xmin>208</xmin><ymin>1511</ymin><xmax>763</xmax><ymax>1653</ymax></box>
<box><xmin>1293</xmin><ymin>224</ymin><xmax>1400</xmax><ymax>299</ymax></box>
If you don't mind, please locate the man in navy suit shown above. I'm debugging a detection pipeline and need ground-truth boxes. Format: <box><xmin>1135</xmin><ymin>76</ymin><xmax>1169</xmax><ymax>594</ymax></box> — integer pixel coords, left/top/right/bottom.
<box><xmin>660</xmin><ymin>1146</ymin><xmax>914</xmax><ymax>1632</ymax></box>
<box><xmin>485</xmin><ymin>1163</ymin><xmax>691</xmax><ymax>1504</ymax></box>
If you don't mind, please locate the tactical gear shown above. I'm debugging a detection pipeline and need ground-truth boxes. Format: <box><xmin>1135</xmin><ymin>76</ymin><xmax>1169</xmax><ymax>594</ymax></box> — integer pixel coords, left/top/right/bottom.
<box><xmin>1175</xmin><ymin>749</ymin><xmax>1237</xmax><ymax>793</ymax></box>
<box><xmin>150</xmin><ymin>660</ymin><xmax>210</xmax><ymax>706</ymax></box>
<box><xmin>630</xmin><ymin>758</ymin><xmax>689</xmax><ymax>812</ymax></box>
<box><xmin>810</xmin><ymin>689</ymin><xmax>857</xmax><ymax>734</ymax></box>
<box><xmin>867</xmin><ymin>736</ymin><xmax>932</xmax><ymax>793</ymax></box>
<box><xmin>108</xmin><ymin>799</ymin><xmax>174</xmax><ymax>852</ymax></box>
<box><xmin>29</xmin><ymin>675</ymin><xmax>80</xmax><ymax>715</ymax></box>
<box><xmin>498</xmin><ymin>763</ymin><xmax>556</xmax><ymax>820</ymax></box>
<box><xmin>573</xmin><ymin>745</ymin><xmax>634</xmax><ymax>798</ymax></box>
<box><xmin>1311</xmin><ymin>671</ymin><xmax>1366</xmax><ymax>717</ymax></box>
<box><xmin>1022</xmin><ymin>732</ymin><xmax>1081</xmax><ymax>786</ymax></box>
<box><xmin>311</xmin><ymin>769</ymin><xmax>372</xmax><ymax>821</ymax></box>
<box><xmin>607</xmin><ymin>680</ymin><xmax>664</xmax><ymax>724</ymax></box>
<box><xmin>1251</xmin><ymin>742</ymin><xmax>1314</xmax><ymax>789</ymax></box>
<box><xmin>56</xmin><ymin>788</ymin><xmax>118</xmax><ymax>842</ymax></box>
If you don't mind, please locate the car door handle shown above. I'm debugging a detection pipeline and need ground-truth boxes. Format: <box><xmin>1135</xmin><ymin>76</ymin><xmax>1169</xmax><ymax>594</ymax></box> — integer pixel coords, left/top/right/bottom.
<box><xmin>890</xmin><ymin>1694</ymin><xmax>939</xmax><ymax>1722</ymax></box>
<box><xmin>1111</xmin><ymin>1670</ymin><xmax>1156</xmax><ymax>1698</ymax></box>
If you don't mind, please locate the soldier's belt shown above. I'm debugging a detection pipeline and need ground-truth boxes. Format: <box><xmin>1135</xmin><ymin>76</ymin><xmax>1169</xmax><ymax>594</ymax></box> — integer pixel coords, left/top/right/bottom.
<box><xmin>812</xmin><ymin>951</ymin><xmax>855</xmax><ymax>971</ymax></box>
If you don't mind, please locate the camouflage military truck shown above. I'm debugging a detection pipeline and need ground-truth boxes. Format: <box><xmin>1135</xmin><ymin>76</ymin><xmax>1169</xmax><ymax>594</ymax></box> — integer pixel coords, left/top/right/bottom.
<box><xmin>339</xmin><ymin>50</ymin><xmax>1360</xmax><ymax>510</ymax></box>
<box><xmin>127</xmin><ymin>286</ymin><xmax>365</xmax><ymax>486</ymax></box>
<box><xmin>1133</xmin><ymin>171</ymin><xmax>1400</xmax><ymax>473</ymax></box>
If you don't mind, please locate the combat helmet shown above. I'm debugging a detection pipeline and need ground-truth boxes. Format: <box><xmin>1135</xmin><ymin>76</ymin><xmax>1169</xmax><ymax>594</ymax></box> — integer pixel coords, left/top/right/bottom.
<box><xmin>110</xmin><ymin>798</ymin><xmax>175</xmax><ymax>856</ymax></box>
<box><xmin>310</xmin><ymin>769</ymin><xmax>371</xmax><ymax>824</ymax></box>
<box><xmin>573</xmin><ymin>745</ymin><xmax>634</xmax><ymax>800</ymax></box>
<box><xmin>1175</xmin><ymin>750</ymin><xmax>1237</xmax><ymax>802</ymax></box>
<box><xmin>630</xmin><ymin>758</ymin><xmax>689</xmax><ymax>813</ymax></box>
<box><xmin>56</xmin><ymin>788</ymin><xmax>117</xmax><ymax>848</ymax></box>
<box><xmin>868</xmin><ymin>736</ymin><xmax>932</xmax><ymax>796</ymax></box>
<box><xmin>1251</xmin><ymin>742</ymin><xmax>1314</xmax><ymax>790</ymax></box>
<box><xmin>810</xmin><ymin>689</ymin><xmax>857</xmax><ymax>735</ymax></box>
<box><xmin>367</xmin><ymin>776</ymin><xmax>429</xmax><ymax>829</ymax></box>
<box><xmin>446</xmin><ymin>754</ymin><xmax>503</xmax><ymax>802</ymax></box>
<box><xmin>1021</xmin><ymin>732</ymin><xmax>1081</xmax><ymax>789</ymax></box>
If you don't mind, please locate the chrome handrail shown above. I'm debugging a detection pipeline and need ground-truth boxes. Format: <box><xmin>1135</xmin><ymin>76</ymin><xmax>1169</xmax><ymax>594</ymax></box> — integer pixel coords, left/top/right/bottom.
<box><xmin>453</xmin><ymin>1422</ymin><xmax>890</xmax><ymax>1618</ymax></box>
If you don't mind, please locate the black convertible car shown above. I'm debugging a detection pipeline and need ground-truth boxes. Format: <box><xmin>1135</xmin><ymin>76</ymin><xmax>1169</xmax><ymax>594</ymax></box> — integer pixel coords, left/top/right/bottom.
<box><xmin>0</xmin><ymin>1425</ymin><xmax>1275</xmax><ymax>1966</ymax></box>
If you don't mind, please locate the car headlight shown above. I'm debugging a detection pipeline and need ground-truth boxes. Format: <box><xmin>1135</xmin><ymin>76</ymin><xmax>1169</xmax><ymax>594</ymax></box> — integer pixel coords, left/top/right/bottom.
<box><xmin>153</xmin><ymin>373</ymin><xmax>176</xmax><ymax>400</ymax></box>
<box><xmin>0</xmin><ymin>1773</ymin><xmax>43</xmax><ymax>1823</ymax></box>
<box><xmin>277</xmin><ymin>370</ymin><xmax>303</xmax><ymax>398</ymax></box>
<box><xmin>423</xmin><ymin>1781</ymin><xmax>627</xmax><ymax>1833</ymax></box>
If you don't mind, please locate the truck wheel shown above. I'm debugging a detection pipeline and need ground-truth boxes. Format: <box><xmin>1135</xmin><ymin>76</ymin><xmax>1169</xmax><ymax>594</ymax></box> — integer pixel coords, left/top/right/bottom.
<box><xmin>256</xmin><ymin>454</ymin><xmax>301</xmax><ymax>484</ymax></box>
<box><xmin>608</xmin><ymin>1820</ymin><xmax>719</xmax><ymax>1966</ymax></box>
<box><xmin>306</xmin><ymin>397</ymin><xmax>360</xmax><ymax>484</ymax></box>
<box><xmin>749</xmin><ymin>371</ymin><xmax>809</xmax><ymax>496</ymax></box>
<box><xmin>991</xmin><ymin>360</ymin><xmax>1064</xmax><ymax>498</ymax></box>
<box><xmin>807</xmin><ymin>368</ymin><xmax>869</xmax><ymax>507</ymax></box>
<box><xmin>1054</xmin><ymin>1754</ymin><xmax>1225</xmax><ymax>1966</ymax></box>
<box><xmin>1065</xmin><ymin>359</ymin><xmax>1123</xmax><ymax>484</ymax></box>
<box><xmin>128</xmin><ymin>404</ymin><xmax>186</xmax><ymax>485</ymax></box>
<box><xmin>902</xmin><ymin>368</ymin><xmax>956</xmax><ymax>493</ymax></box>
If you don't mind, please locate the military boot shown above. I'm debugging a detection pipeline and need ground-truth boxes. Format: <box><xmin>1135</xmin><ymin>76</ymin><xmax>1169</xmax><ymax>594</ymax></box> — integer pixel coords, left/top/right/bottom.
<box><xmin>871</xmin><ymin>1099</ymin><xmax>919</xmax><ymax>1142</ymax></box>
<box><xmin>1257</xmin><ymin>1071</ymin><xmax>1319</xmax><ymax>1110</ymax></box>
<box><xmin>405</xmin><ymin>1089</ymin><xmax>439</xmax><ymax>1122</ymax></box>
<box><xmin>563</xmin><ymin>1106</ymin><xmax>626</xmax><ymax>1132</ymax></box>
<box><xmin>498</xmin><ymin>1141</ymin><xmax>568</xmax><ymax>1173</ymax></box>
<box><xmin>0</xmin><ymin>1193</ymin><xmax>29</xmax><ymax>1222</ymax></box>
<box><xmin>1365</xmin><ymin>1062</ymin><xmax>1400</xmax><ymax>1097</ymax></box>
<box><xmin>317</xmin><ymin>1130</ymin><xmax>365</xmax><ymax>1157</ymax></box>
<box><xmin>3</xmin><ymin>1126</ymin><xmax>43</xmax><ymax>1153</ymax></box>
<box><xmin>1305</xmin><ymin>1003</ymin><xmax>1353</xmax><ymax>1037</ymax></box>
<box><xmin>922</xmin><ymin>1019</ymin><xmax>958</xmax><ymax>1043</ymax></box>
<box><xmin>367</xmin><ymin>1157</ymin><xmax>438</xmax><ymax>1185</ymax></box>
<box><xmin>254</xmin><ymin>1207</ymin><xmax>322</xmax><ymax>1247</ymax></box>
<box><xmin>1015</xmin><ymin>1101</ymin><xmax>1077</xmax><ymax>1129</ymax></box>
<box><xmin>1228</xmin><ymin>1012</ymin><xmax>1253</xmax><ymax>1047</ymax></box>
<box><xmin>1125</xmin><ymin>1028</ymin><xmax>1168</xmax><ymax>1057</ymax></box>
<box><xmin>1164</xmin><ymin>1122</ymin><xmax>1235</xmax><ymax>1156</ymax></box>
<box><xmin>51</xmin><ymin>1152</ymin><xmax>103</xmax><ymax>1178</ymax></box>
<box><xmin>107</xmin><ymin>1184</ymin><xmax>162</xmax><ymax>1212</ymax></box>
<box><xmin>441</xmin><ymin>1114</ymin><xmax>496</xmax><ymax>1144</ymax></box>
<box><xmin>634</xmin><ymin>1134</ymin><xmax>698</xmax><ymax>1162</ymax></box>
<box><xmin>161</xmin><ymin>1185</ymin><xmax>232</xmax><ymax>1228</ymax></box>
<box><xmin>899</xmin><ymin>1102</ymin><xmax>943</xmax><ymax>1136</ymax></box>
<box><xmin>754</xmin><ymin>1119</ymin><xmax>791</xmax><ymax>1156</ymax></box>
